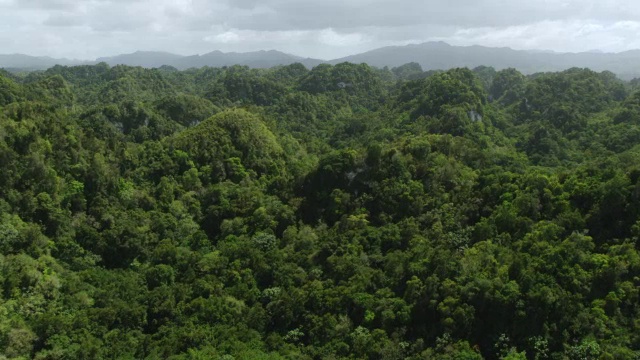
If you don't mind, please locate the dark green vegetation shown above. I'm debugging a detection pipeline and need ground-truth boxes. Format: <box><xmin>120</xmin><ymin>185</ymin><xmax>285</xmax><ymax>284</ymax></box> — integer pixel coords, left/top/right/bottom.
<box><xmin>0</xmin><ymin>61</ymin><xmax>639</xmax><ymax>359</ymax></box>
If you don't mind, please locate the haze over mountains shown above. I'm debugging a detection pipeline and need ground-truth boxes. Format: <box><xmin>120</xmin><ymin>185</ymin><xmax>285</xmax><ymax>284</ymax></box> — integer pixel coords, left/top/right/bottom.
<box><xmin>3</xmin><ymin>42</ymin><xmax>640</xmax><ymax>79</ymax></box>
<box><xmin>95</xmin><ymin>50</ymin><xmax>324</xmax><ymax>70</ymax></box>
<box><xmin>331</xmin><ymin>42</ymin><xmax>640</xmax><ymax>80</ymax></box>
<box><xmin>0</xmin><ymin>54</ymin><xmax>89</xmax><ymax>70</ymax></box>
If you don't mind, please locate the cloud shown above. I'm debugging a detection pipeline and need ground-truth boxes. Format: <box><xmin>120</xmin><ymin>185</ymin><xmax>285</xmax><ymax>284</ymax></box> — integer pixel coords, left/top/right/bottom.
<box><xmin>207</xmin><ymin>31</ymin><xmax>243</xmax><ymax>44</ymax></box>
<box><xmin>43</xmin><ymin>13</ymin><xmax>84</xmax><ymax>27</ymax></box>
<box><xmin>16</xmin><ymin>0</ymin><xmax>79</xmax><ymax>10</ymax></box>
<box><xmin>447</xmin><ymin>19</ymin><xmax>640</xmax><ymax>53</ymax></box>
<box><xmin>0</xmin><ymin>0</ymin><xmax>639</xmax><ymax>60</ymax></box>
<box><xmin>201</xmin><ymin>28</ymin><xmax>370</xmax><ymax>59</ymax></box>
<box><xmin>216</xmin><ymin>0</ymin><xmax>640</xmax><ymax>31</ymax></box>
<box><xmin>318</xmin><ymin>29</ymin><xmax>368</xmax><ymax>47</ymax></box>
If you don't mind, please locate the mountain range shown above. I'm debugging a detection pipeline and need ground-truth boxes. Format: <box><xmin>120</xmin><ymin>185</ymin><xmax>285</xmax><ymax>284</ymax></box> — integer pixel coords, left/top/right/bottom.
<box><xmin>94</xmin><ymin>50</ymin><xmax>324</xmax><ymax>70</ymax></box>
<box><xmin>3</xmin><ymin>42</ymin><xmax>640</xmax><ymax>79</ymax></box>
<box><xmin>0</xmin><ymin>54</ymin><xmax>88</xmax><ymax>70</ymax></box>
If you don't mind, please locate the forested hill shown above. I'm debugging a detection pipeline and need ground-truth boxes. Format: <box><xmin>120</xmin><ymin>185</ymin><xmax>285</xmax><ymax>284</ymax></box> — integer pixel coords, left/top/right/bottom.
<box><xmin>0</xmin><ymin>62</ymin><xmax>639</xmax><ymax>359</ymax></box>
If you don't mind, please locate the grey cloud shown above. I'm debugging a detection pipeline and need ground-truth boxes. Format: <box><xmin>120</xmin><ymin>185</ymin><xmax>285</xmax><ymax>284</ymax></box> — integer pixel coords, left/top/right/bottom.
<box><xmin>40</xmin><ymin>1</ymin><xmax>159</xmax><ymax>31</ymax></box>
<box><xmin>16</xmin><ymin>0</ymin><xmax>78</xmax><ymax>10</ymax></box>
<box><xmin>217</xmin><ymin>0</ymin><xmax>640</xmax><ymax>31</ymax></box>
<box><xmin>32</xmin><ymin>0</ymin><xmax>640</xmax><ymax>34</ymax></box>
<box><xmin>0</xmin><ymin>0</ymin><xmax>640</xmax><ymax>61</ymax></box>
<box><xmin>43</xmin><ymin>13</ymin><xmax>83</xmax><ymax>27</ymax></box>
<box><xmin>220</xmin><ymin>0</ymin><xmax>576</xmax><ymax>30</ymax></box>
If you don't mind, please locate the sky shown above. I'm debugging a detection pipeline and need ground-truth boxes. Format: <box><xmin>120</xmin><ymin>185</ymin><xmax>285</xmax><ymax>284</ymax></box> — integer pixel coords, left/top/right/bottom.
<box><xmin>1</xmin><ymin>0</ymin><xmax>640</xmax><ymax>60</ymax></box>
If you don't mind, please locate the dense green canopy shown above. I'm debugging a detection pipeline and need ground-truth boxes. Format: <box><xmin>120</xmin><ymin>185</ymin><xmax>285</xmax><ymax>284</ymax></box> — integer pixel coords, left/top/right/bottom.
<box><xmin>0</xmin><ymin>63</ymin><xmax>639</xmax><ymax>359</ymax></box>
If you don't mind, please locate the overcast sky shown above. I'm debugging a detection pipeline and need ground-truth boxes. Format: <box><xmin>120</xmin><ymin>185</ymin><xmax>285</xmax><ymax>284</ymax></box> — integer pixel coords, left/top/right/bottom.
<box><xmin>1</xmin><ymin>0</ymin><xmax>640</xmax><ymax>60</ymax></box>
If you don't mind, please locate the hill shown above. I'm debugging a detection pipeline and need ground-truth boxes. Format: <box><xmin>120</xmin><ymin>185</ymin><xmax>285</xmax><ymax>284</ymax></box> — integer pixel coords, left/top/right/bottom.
<box><xmin>332</xmin><ymin>41</ymin><xmax>640</xmax><ymax>79</ymax></box>
<box><xmin>170</xmin><ymin>50</ymin><xmax>323</xmax><ymax>70</ymax></box>
<box><xmin>96</xmin><ymin>49</ymin><xmax>324</xmax><ymax>69</ymax></box>
<box><xmin>0</xmin><ymin>62</ymin><xmax>639</xmax><ymax>358</ymax></box>
<box><xmin>0</xmin><ymin>54</ymin><xmax>87</xmax><ymax>71</ymax></box>
<box><xmin>4</xmin><ymin>43</ymin><xmax>640</xmax><ymax>79</ymax></box>
<box><xmin>96</xmin><ymin>51</ymin><xmax>185</xmax><ymax>68</ymax></box>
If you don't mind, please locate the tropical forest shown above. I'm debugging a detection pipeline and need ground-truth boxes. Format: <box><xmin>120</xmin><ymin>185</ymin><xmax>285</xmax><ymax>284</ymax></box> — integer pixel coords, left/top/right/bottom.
<box><xmin>0</xmin><ymin>61</ymin><xmax>639</xmax><ymax>359</ymax></box>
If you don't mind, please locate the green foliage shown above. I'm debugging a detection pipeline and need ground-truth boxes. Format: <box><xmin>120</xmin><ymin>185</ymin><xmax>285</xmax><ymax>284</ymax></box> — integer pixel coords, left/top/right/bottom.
<box><xmin>392</xmin><ymin>62</ymin><xmax>426</xmax><ymax>80</ymax></box>
<box><xmin>25</xmin><ymin>74</ymin><xmax>74</xmax><ymax>106</ymax></box>
<box><xmin>299</xmin><ymin>62</ymin><xmax>387</xmax><ymax>110</ymax></box>
<box><xmin>0</xmin><ymin>73</ymin><xmax>23</xmax><ymax>106</ymax></box>
<box><xmin>155</xmin><ymin>94</ymin><xmax>220</xmax><ymax>127</ymax></box>
<box><xmin>0</xmin><ymin>62</ymin><xmax>638</xmax><ymax>359</ymax></box>
<box><xmin>490</xmin><ymin>68</ymin><xmax>525</xmax><ymax>105</ymax></box>
<box><xmin>205</xmin><ymin>65</ymin><xmax>287</xmax><ymax>107</ymax></box>
<box><xmin>397</xmin><ymin>68</ymin><xmax>487</xmax><ymax>136</ymax></box>
<box><xmin>172</xmin><ymin>109</ymin><xmax>284</xmax><ymax>178</ymax></box>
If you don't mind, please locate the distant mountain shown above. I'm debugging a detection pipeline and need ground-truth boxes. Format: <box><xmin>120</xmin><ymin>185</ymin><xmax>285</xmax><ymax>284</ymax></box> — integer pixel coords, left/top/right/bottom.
<box><xmin>332</xmin><ymin>42</ymin><xmax>640</xmax><ymax>79</ymax></box>
<box><xmin>171</xmin><ymin>50</ymin><xmax>324</xmax><ymax>70</ymax></box>
<box><xmin>97</xmin><ymin>51</ymin><xmax>185</xmax><ymax>68</ymax></box>
<box><xmin>0</xmin><ymin>54</ymin><xmax>86</xmax><ymax>71</ymax></box>
<box><xmin>96</xmin><ymin>49</ymin><xmax>323</xmax><ymax>70</ymax></box>
<box><xmin>3</xmin><ymin>43</ymin><xmax>640</xmax><ymax>79</ymax></box>
<box><xmin>0</xmin><ymin>50</ymin><xmax>323</xmax><ymax>72</ymax></box>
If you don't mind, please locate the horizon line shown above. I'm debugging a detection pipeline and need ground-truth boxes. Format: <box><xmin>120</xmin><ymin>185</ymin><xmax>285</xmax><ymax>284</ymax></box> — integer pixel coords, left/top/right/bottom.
<box><xmin>2</xmin><ymin>41</ymin><xmax>639</xmax><ymax>63</ymax></box>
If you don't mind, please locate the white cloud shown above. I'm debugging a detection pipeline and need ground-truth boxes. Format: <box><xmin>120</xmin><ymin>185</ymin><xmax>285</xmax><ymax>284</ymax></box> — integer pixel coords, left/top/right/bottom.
<box><xmin>201</xmin><ymin>28</ymin><xmax>369</xmax><ymax>58</ymax></box>
<box><xmin>318</xmin><ymin>29</ymin><xmax>368</xmax><ymax>47</ymax></box>
<box><xmin>446</xmin><ymin>20</ymin><xmax>640</xmax><ymax>53</ymax></box>
<box><xmin>207</xmin><ymin>31</ymin><xmax>242</xmax><ymax>44</ymax></box>
<box><xmin>0</xmin><ymin>0</ymin><xmax>640</xmax><ymax>60</ymax></box>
